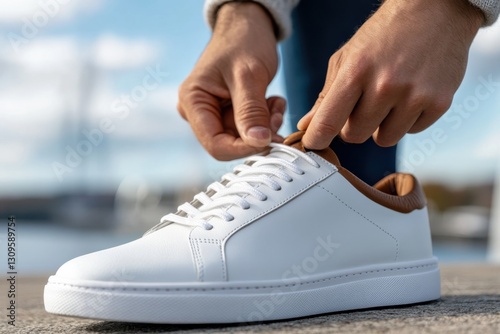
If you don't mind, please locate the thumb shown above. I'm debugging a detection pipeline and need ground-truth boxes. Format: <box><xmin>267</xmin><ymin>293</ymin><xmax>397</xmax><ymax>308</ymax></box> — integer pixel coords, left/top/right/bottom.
<box><xmin>230</xmin><ymin>77</ymin><xmax>272</xmax><ymax>148</ymax></box>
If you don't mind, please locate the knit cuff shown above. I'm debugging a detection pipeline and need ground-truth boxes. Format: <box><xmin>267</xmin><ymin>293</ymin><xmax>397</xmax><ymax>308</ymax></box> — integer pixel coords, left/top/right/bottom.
<box><xmin>204</xmin><ymin>0</ymin><xmax>300</xmax><ymax>41</ymax></box>
<box><xmin>468</xmin><ymin>0</ymin><xmax>500</xmax><ymax>25</ymax></box>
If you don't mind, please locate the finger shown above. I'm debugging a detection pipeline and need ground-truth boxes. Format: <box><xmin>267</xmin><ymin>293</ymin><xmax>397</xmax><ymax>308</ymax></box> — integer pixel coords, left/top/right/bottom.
<box><xmin>230</xmin><ymin>72</ymin><xmax>272</xmax><ymax>148</ymax></box>
<box><xmin>339</xmin><ymin>88</ymin><xmax>395</xmax><ymax>144</ymax></box>
<box><xmin>267</xmin><ymin>96</ymin><xmax>286</xmax><ymax>132</ymax></box>
<box><xmin>373</xmin><ymin>107</ymin><xmax>422</xmax><ymax>147</ymax></box>
<box><xmin>297</xmin><ymin>109</ymin><xmax>314</xmax><ymax>132</ymax></box>
<box><xmin>408</xmin><ymin>109</ymin><xmax>445</xmax><ymax>134</ymax></box>
<box><xmin>408</xmin><ymin>97</ymin><xmax>453</xmax><ymax>133</ymax></box>
<box><xmin>302</xmin><ymin>75</ymin><xmax>362</xmax><ymax>149</ymax></box>
<box><xmin>182</xmin><ymin>91</ymin><xmax>265</xmax><ymax>160</ymax></box>
<box><xmin>298</xmin><ymin>52</ymin><xmax>343</xmax><ymax>131</ymax></box>
<box><xmin>219</xmin><ymin>96</ymin><xmax>285</xmax><ymax>137</ymax></box>
<box><xmin>272</xmin><ymin>133</ymin><xmax>284</xmax><ymax>143</ymax></box>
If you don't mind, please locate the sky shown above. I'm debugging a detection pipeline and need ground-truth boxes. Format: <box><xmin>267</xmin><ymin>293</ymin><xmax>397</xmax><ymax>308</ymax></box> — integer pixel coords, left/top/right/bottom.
<box><xmin>0</xmin><ymin>0</ymin><xmax>499</xmax><ymax>197</ymax></box>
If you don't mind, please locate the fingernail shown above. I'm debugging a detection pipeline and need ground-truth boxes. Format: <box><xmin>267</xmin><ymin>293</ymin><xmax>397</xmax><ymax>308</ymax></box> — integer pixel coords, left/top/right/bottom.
<box><xmin>246</xmin><ymin>126</ymin><xmax>271</xmax><ymax>146</ymax></box>
<box><xmin>297</xmin><ymin>118</ymin><xmax>306</xmax><ymax>130</ymax></box>
<box><xmin>271</xmin><ymin>113</ymin><xmax>283</xmax><ymax>132</ymax></box>
<box><xmin>297</xmin><ymin>111</ymin><xmax>312</xmax><ymax>130</ymax></box>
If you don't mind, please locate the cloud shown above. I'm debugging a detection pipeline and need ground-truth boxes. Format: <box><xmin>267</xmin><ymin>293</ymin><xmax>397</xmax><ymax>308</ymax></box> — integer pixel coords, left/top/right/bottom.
<box><xmin>92</xmin><ymin>34</ymin><xmax>159</xmax><ymax>70</ymax></box>
<box><xmin>0</xmin><ymin>85</ymin><xmax>69</xmax><ymax>142</ymax></box>
<box><xmin>3</xmin><ymin>36</ymin><xmax>80</xmax><ymax>70</ymax></box>
<box><xmin>0</xmin><ymin>32</ymin><xmax>185</xmax><ymax>194</ymax></box>
<box><xmin>0</xmin><ymin>0</ymin><xmax>103</xmax><ymax>25</ymax></box>
<box><xmin>88</xmin><ymin>84</ymin><xmax>189</xmax><ymax>140</ymax></box>
<box><xmin>2</xmin><ymin>34</ymin><xmax>158</xmax><ymax>71</ymax></box>
<box><xmin>0</xmin><ymin>34</ymin><xmax>162</xmax><ymax>145</ymax></box>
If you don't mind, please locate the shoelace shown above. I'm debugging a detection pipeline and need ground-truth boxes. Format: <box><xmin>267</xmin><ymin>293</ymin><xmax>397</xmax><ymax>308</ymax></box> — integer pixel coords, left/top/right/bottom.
<box><xmin>146</xmin><ymin>143</ymin><xmax>320</xmax><ymax>234</ymax></box>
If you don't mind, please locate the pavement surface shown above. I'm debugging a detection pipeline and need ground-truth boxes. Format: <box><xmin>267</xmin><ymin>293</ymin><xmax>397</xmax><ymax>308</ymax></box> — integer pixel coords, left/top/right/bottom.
<box><xmin>2</xmin><ymin>264</ymin><xmax>499</xmax><ymax>334</ymax></box>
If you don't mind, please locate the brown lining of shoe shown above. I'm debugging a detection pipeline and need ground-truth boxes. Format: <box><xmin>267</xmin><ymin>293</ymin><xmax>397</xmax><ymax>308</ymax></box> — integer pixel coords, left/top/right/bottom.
<box><xmin>284</xmin><ymin>131</ymin><xmax>426</xmax><ymax>213</ymax></box>
<box><xmin>337</xmin><ymin>167</ymin><xmax>426</xmax><ymax>214</ymax></box>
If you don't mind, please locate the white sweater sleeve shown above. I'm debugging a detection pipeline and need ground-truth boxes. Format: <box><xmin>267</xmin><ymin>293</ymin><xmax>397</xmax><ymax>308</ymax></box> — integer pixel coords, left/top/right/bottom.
<box><xmin>204</xmin><ymin>0</ymin><xmax>300</xmax><ymax>40</ymax></box>
<box><xmin>468</xmin><ymin>0</ymin><xmax>500</xmax><ymax>25</ymax></box>
<box><xmin>204</xmin><ymin>0</ymin><xmax>500</xmax><ymax>41</ymax></box>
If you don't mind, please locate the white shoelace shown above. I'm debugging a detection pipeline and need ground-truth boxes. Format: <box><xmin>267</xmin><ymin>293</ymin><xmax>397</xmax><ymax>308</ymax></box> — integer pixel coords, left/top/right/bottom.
<box><xmin>146</xmin><ymin>143</ymin><xmax>320</xmax><ymax>234</ymax></box>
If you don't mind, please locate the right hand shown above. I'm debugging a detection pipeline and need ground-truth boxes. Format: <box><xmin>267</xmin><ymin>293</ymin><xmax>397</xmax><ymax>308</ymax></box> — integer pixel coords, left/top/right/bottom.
<box><xmin>178</xmin><ymin>2</ymin><xmax>285</xmax><ymax>161</ymax></box>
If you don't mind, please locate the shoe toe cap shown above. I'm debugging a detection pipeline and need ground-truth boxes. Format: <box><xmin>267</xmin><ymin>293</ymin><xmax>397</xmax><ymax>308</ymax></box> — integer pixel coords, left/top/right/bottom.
<box><xmin>54</xmin><ymin>225</ymin><xmax>197</xmax><ymax>283</ymax></box>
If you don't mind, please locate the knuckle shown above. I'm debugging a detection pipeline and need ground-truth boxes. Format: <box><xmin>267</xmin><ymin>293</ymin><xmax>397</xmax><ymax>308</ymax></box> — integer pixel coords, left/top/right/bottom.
<box><xmin>327</xmin><ymin>52</ymin><xmax>342</xmax><ymax>69</ymax></box>
<box><xmin>408</xmin><ymin>91</ymin><xmax>452</xmax><ymax>114</ymax></box>
<box><xmin>339</xmin><ymin>69</ymin><xmax>368</xmax><ymax>94</ymax></box>
<box><xmin>316</xmin><ymin>90</ymin><xmax>327</xmax><ymax>104</ymax></box>
<box><xmin>179</xmin><ymin>79</ymin><xmax>202</xmax><ymax>96</ymax></box>
<box><xmin>345</xmin><ymin>53</ymin><xmax>370</xmax><ymax>76</ymax></box>
<box><xmin>236</xmin><ymin>101</ymin><xmax>268</xmax><ymax>123</ymax></box>
<box><xmin>315</xmin><ymin>119</ymin><xmax>339</xmax><ymax>138</ymax></box>
<box><xmin>406</xmin><ymin>94</ymin><xmax>429</xmax><ymax>111</ymax></box>
<box><xmin>374</xmin><ymin>77</ymin><xmax>399</xmax><ymax>97</ymax></box>
<box><xmin>432</xmin><ymin>94</ymin><xmax>453</xmax><ymax>113</ymax></box>
<box><xmin>328</xmin><ymin>52</ymin><xmax>366</xmax><ymax>86</ymax></box>
<box><xmin>233</xmin><ymin>60</ymin><xmax>268</xmax><ymax>82</ymax></box>
<box><xmin>342</xmin><ymin>62</ymin><xmax>365</xmax><ymax>86</ymax></box>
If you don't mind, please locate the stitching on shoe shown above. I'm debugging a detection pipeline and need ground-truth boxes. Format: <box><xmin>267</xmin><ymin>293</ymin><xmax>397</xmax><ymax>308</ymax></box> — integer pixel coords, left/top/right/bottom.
<box><xmin>191</xmin><ymin>238</ymin><xmax>226</xmax><ymax>281</ymax></box>
<box><xmin>317</xmin><ymin>184</ymin><xmax>400</xmax><ymax>261</ymax></box>
<box><xmin>190</xmin><ymin>238</ymin><xmax>204</xmax><ymax>282</ymax></box>
<box><xmin>188</xmin><ymin>154</ymin><xmax>336</xmax><ymax>282</ymax></box>
<box><xmin>306</xmin><ymin>151</ymin><xmax>336</xmax><ymax>168</ymax></box>
<box><xmin>50</xmin><ymin>263</ymin><xmax>437</xmax><ymax>292</ymax></box>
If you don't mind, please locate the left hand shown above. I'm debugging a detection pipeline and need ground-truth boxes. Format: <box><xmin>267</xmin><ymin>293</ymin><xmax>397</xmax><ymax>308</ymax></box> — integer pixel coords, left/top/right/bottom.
<box><xmin>298</xmin><ymin>0</ymin><xmax>484</xmax><ymax>149</ymax></box>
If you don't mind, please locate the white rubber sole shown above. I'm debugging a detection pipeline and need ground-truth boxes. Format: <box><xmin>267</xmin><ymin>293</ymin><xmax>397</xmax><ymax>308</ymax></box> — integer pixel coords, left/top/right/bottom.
<box><xmin>44</xmin><ymin>257</ymin><xmax>440</xmax><ymax>324</ymax></box>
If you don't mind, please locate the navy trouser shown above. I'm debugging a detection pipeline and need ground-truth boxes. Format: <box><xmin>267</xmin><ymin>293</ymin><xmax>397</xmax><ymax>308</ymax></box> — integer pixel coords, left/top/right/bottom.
<box><xmin>281</xmin><ymin>0</ymin><xmax>397</xmax><ymax>185</ymax></box>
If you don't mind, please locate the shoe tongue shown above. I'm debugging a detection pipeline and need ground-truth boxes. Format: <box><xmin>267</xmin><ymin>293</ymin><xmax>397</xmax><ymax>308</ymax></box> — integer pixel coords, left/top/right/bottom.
<box><xmin>283</xmin><ymin>131</ymin><xmax>341</xmax><ymax>167</ymax></box>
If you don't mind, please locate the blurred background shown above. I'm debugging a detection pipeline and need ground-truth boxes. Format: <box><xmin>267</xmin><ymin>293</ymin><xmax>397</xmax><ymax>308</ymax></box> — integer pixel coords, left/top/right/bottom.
<box><xmin>0</xmin><ymin>0</ymin><xmax>499</xmax><ymax>275</ymax></box>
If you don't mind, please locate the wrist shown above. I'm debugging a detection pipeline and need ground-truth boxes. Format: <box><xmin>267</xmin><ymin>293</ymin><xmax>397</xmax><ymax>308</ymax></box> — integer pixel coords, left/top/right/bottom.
<box><xmin>214</xmin><ymin>2</ymin><xmax>277</xmax><ymax>37</ymax></box>
<box><xmin>383</xmin><ymin>0</ymin><xmax>482</xmax><ymax>44</ymax></box>
<box><xmin>449</xmin><ymin>0</ymin><xmax>484</xmax><ymax>39</ymax></box>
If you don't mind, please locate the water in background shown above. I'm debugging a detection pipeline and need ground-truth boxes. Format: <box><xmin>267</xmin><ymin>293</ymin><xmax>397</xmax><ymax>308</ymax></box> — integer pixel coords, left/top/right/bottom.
<box><xmin>4</xmin><ymin>221</ymin><xmax>489</xmax><ymax>276</ymax></box>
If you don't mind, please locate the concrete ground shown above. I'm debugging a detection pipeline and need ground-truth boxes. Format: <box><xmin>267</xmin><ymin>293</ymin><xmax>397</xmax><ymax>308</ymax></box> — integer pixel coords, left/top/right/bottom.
<box><xmin>3</xmin><ymin>265</ymin><xmax>499</xmax><ymax>334</ymax></box>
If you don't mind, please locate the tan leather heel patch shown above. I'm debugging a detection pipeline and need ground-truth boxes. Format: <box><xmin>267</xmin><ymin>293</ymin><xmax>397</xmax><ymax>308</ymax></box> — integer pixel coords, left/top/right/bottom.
<box><xmin>282</xmin><ymin>130</ymin><xmax>426</xmax><ymax>213</ymax></box>
<box><xmin>338</xmin><ymin>168</ymin><xmax>426</xmax><ymax>213</ymax></box>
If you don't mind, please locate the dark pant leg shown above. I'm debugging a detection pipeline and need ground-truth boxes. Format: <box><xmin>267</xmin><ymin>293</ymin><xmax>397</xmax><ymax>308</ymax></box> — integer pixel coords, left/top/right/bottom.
<box><xmin>281</xmin><ymin>0</ymin><xmax>397</xmax><ymax>185</ymax></box>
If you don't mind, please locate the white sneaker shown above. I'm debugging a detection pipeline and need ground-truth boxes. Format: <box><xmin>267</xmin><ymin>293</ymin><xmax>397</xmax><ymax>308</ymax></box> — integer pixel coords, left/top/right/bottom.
<box><xmin>44</xmin><ymin>131</ymin><xmax>440</xmax><ymax>324</ymax></box>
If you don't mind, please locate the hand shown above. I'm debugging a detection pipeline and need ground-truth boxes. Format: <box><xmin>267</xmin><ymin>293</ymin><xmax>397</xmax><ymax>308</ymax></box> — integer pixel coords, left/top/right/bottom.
<box><xmin>178</xmin><ymin>2</ymin><xmax>284</xmax><ymax>160</ymax></box>
<box><xmin>298</xmin><ymin>0</ymin><xmax>484</xmax><ymax>149</ymax></box>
